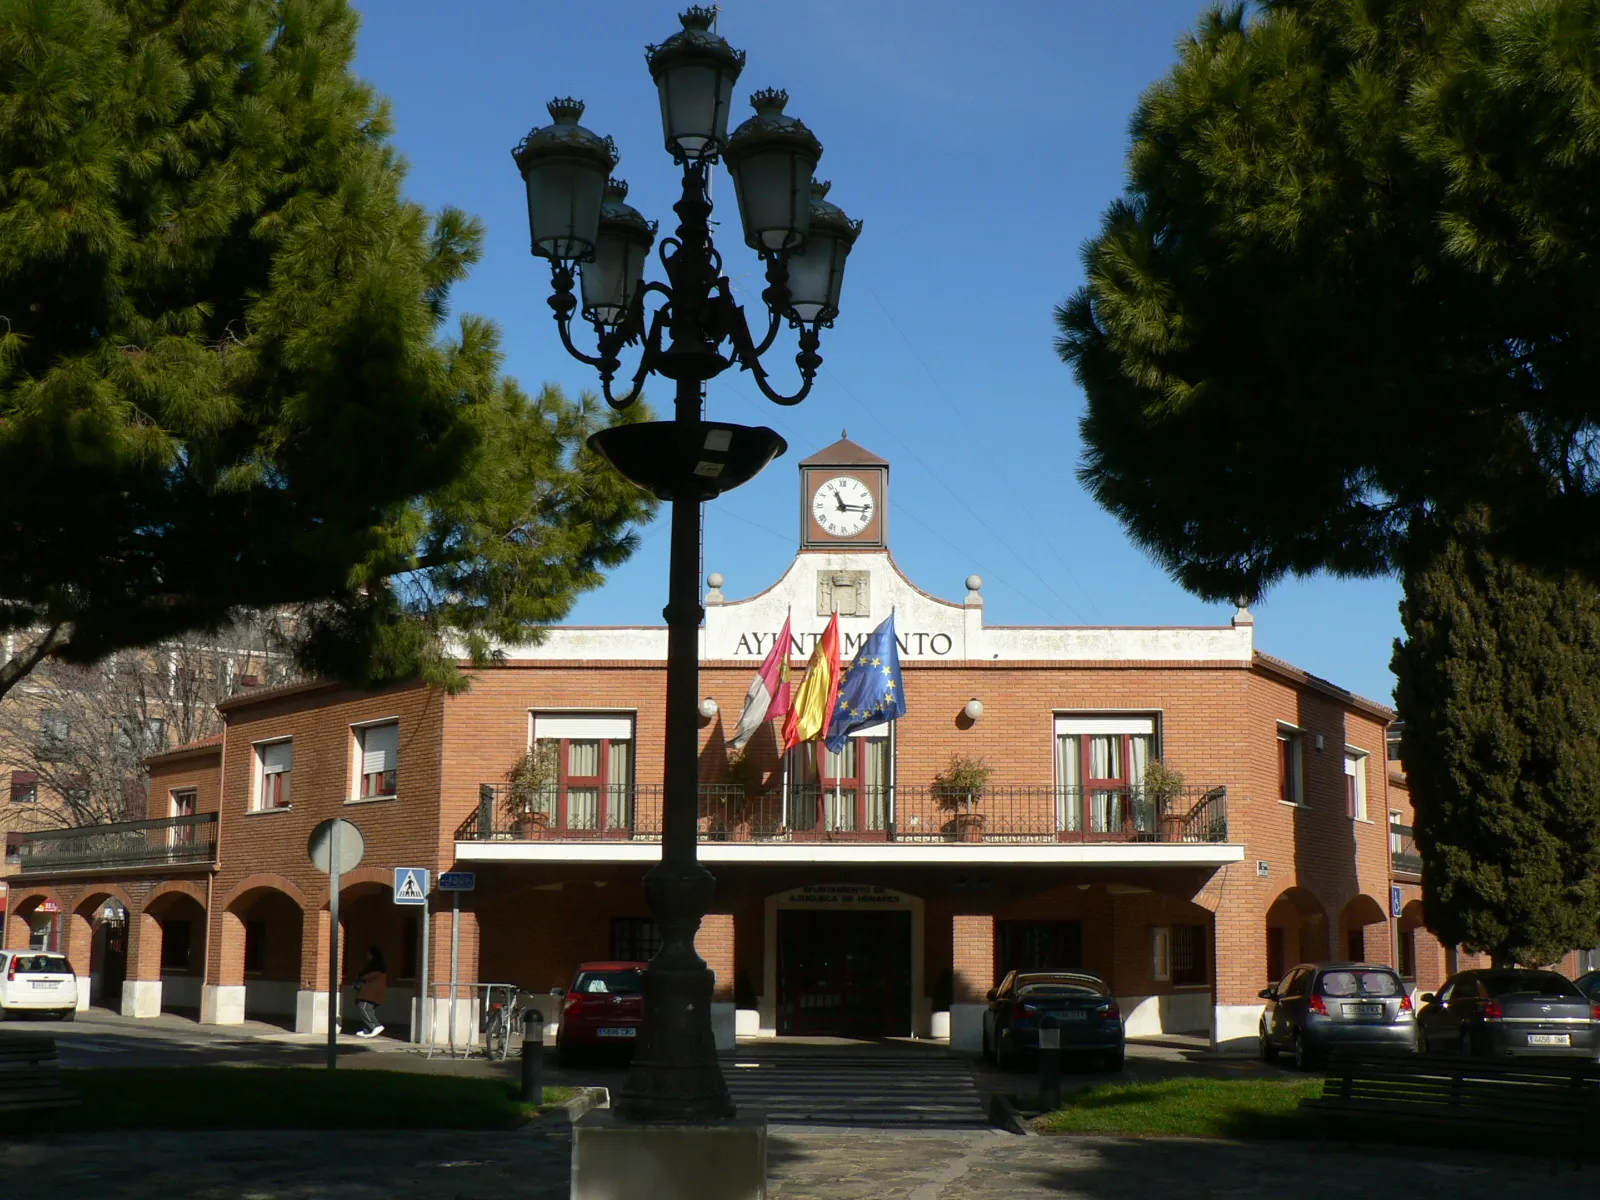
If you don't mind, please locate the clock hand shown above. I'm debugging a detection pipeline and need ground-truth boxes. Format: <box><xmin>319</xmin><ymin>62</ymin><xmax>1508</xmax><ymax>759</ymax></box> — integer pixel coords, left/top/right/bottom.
<box><xmin>834</xmin><ymin>489</ymin><xmax>847</xmax><ymax>512</ymax></box>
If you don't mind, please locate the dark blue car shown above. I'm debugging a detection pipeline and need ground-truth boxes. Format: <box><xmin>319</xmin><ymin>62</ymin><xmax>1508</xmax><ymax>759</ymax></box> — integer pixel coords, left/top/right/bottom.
<box><xmin>982</xmin><ymin>970</ymin><xmax>1124</xmax><ymax>1071</ymax></box>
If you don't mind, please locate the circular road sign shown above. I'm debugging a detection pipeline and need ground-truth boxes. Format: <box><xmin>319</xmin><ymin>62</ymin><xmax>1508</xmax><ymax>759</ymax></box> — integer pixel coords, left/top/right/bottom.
<box><xmin>307</xmin><ymin>818</ymin><xmax>365</xmax><ymax>874</ymax></box>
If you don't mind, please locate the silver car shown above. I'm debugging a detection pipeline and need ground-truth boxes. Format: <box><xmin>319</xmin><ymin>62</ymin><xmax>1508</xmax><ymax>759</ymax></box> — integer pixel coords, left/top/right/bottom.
<box><xmin>1259</xmin><ymin>962</ymin><xmax>1416</xmax><ymax>1069</ymax></box>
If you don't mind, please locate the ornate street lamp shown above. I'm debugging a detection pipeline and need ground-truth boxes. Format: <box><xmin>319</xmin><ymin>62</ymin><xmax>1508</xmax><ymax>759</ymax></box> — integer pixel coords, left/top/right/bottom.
<box><xmin>512</xmin><ymin>8</ymin><xmax>860</xmax><ymax>1124</ymax></box>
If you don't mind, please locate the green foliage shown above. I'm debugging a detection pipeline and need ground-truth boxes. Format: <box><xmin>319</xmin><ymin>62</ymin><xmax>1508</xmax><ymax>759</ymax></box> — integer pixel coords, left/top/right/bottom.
<box><xmin>932</xmin><ymin>753</ymin><xmax>992</xmax><ymax>807</ymax></box>
<box><xmin>0</xmin><ymin>0</ymin><xmax>654</xmax><ymax>697</ymax></box>
<box><xmin>1057</xmin><ymin>0</ymin><xmax>1600</xmax><ymax>600</ymax></box>
<box><xmin>1392</xmin><ymin>521</ymin><xmax>1600</xmax><ymax>965</ymax></box>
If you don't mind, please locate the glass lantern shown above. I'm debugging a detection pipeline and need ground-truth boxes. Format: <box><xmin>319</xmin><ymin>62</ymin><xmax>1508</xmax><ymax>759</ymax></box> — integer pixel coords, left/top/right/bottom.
<box><xmin>581</xmin><ymin>180</ymin><xmax>658</xmax><ymax>327</ymax></box>
<box><xmin>646</xmin><ymin>8</ymin><xmax>746</xmax><ymax>163</ymax></box>
<box><xmin>511</xmin><ymin>98</ymin><xmax>619</xmax><ymax>263</ymax></box>
<box><xmin>723</xmin><ymin>89</ymin><xmax>823</xmax><ymax>254</ymax></box>
<box><xmin>784</xmin><ymin>180</ymin><xmax>862</xmax><ymax>326</ymax></box>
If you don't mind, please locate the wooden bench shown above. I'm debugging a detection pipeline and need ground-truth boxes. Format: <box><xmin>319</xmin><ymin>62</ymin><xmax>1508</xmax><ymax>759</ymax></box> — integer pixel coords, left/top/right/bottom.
<box><xmin>0</xmin><ymin>1035</ymin><xmax>80</xmax><ymax>1118</ymax></box>
<box><xmin>1302</xmin><ymin>1050</ymin><xmax>1600</xmax><ymax>1132</ymax></box>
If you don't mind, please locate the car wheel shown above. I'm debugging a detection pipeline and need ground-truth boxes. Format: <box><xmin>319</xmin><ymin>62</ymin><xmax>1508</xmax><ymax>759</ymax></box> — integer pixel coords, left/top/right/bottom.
<box><xmin>981</xmin><ymin>1021</ymin><xmax>995</xmax><ymax>1063</ymax></box>
<box><xmin>1259</xmin><ymin>1027</ymin><xmax>1278</xmax><ymax>1064</ymax></box>
<box><xmin>1417</xmin><ymin>1027</ymin><xmax>1430</xmax><ymax>1054</ymax></box>
<box><xmin>1293</xmin><ymin>1032</ymin><xmax>1321</xmax><ymax>1072</ymax></box>
<box><xmin>1461</xmin><ymin>1024</ymin><xmax>1478</xmax><ymax>1056</ymax></box>
<box><xmin>57</xmin><ymin>1008</ymin><xmax>76</xmax><ymax>1022</ymax></box>
<box><xmin>996</xmin><ymin>1030</ymin><xmax>1021</xmax><ymax>1072</ymax></box>
<box><xmin>1104</xmin><ymin>1049</ymin><xmax>1125</xmax><ymax>1072</ymax></box>
<box><xmin>556</xmin><ymin>1043</ymin><xmax>576</xmax><ymax>1068</ymax></box>
<box><xmin>0</xmin><ymin>1004</ymin><xmax>7</xmax><ymax>1022</ymax></box>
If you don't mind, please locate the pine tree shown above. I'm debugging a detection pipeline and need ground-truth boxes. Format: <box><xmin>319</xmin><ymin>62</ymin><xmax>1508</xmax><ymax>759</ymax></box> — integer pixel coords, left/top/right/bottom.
<box><xmin>0</xmin><ymin>0</ymin><xmax>654</xmax><ymax>699</ymax></box>
<box><xmin>1056</xmin><ymin>1</ymin><xmax>1600</xmax><ymax>599</ymax></box>
<box><xmin>1392</xmin><ymin>521</ymin><xmax>1600</xmax><ymax>966</ymax></box>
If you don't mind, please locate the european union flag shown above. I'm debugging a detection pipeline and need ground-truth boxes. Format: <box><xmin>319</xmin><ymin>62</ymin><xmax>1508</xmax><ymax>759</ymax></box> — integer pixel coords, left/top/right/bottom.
<box><xmin>823</xmin><ymin>613</ymin><xmax>906</xmax><ymax>753</ymax></box>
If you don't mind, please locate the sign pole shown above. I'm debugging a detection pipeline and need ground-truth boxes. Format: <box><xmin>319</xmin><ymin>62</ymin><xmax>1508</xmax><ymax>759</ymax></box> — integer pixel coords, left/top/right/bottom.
<box><xmin>327</xmin><ymin>818</ymin><xmax>341</xmax><ymax>1071</ymax></box>
<box><xmin>420</xmin><ymin>892</ymin><xmax>431</xmax><ymax>1048</ymax></box>
<box><xmin>448</xmin><ymin>890</ymin><xmax>460</xmax><ymax>1056</ymax></box>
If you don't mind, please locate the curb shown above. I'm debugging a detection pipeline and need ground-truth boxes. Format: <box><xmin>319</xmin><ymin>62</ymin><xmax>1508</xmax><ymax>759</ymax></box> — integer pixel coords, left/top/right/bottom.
<box><xmin>530</xmin><ymin>1086</ymin><xmax>609</xmax><ymax>1131</ymax></box>
<box><xmin>990</xmin><ymin>1093</ymin><xmax>1037</xmax><ymax>1137</ymax></box>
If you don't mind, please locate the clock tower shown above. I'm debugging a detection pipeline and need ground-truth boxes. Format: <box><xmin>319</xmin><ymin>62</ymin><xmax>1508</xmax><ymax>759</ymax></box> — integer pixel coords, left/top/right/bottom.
<box><xmin>798</xmin><ymin>433</ymin><xmax>888</xmax><ymax>551</ymax></box>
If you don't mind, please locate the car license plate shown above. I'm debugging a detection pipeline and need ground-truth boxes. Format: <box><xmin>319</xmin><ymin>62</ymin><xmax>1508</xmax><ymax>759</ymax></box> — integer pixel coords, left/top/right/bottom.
<box><xmin>1528</xmin><ymin>1033</ymin><xmax>1570</xmax><ymax>1046</ymax></box>
<box><xmin>1061</xmin><ymin>1010</ymin><xmax>1088</xmax><ymax>1021</ymax></box>
<box><xmin>30</xmin><ymin>980</ymin><xmax>56</xmax><ymax>989</ymax></box>
<box><xmin>597</xmin><ymin>1027</ymin><xmax>636</xmax><ymax>1038</ymax></box>
<box><xmin>1345</xmin><ymin>1003</ymin><xmax>1383</xmax><ymax>1017</ymax></box>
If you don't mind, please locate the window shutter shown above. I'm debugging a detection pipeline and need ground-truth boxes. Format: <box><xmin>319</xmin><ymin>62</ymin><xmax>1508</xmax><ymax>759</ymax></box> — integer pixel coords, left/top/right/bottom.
<box><xmin>261</xmin><ymin>742</ymin><xmax>292</xmax><ymax>774</ymax></box>
<box><xmin>361</xmin><ymin>723</ymin><xmax>399</xmax><ymax>775</ymax></box>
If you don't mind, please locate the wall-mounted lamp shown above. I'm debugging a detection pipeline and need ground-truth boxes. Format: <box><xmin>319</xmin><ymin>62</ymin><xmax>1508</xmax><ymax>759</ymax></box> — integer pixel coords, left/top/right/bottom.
<box><xmin>962</xmin><ymin>698</ymin><xmax>984</xmax><ymax>723</ymax></box>
<box><xmin>698</xmin><ymin>697</ymin><xmax>720</xmax><ymax>720</ymax></box>
<box><xmin>1313</xmin><ymin>733</ymin><xmax>1324</xmax><ymax>752</ymax></box>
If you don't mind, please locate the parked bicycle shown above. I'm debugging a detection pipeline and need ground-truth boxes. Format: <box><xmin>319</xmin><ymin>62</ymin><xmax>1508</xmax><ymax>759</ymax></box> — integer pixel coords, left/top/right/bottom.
<box><xmin>482</xmin><ymin>984</ymin><xmax>533</xmax><ymax>1061</ymax></box>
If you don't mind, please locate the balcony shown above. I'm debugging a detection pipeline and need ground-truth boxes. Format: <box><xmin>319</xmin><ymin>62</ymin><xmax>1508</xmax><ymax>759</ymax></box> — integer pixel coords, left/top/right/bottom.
<box><xmin>455</xmin><ymin>783</ymin><xmax>1240</xmax><ymax>867</ymax></box>
<box><xmin>17</xmin><ymin>813</ymin><xmax>219</xmax><ymax>875</ymax></box>
<box><xmin>1390</xmin><ymin>821</ymin><xmax>1422</xmax><ymax>880</ymax></box>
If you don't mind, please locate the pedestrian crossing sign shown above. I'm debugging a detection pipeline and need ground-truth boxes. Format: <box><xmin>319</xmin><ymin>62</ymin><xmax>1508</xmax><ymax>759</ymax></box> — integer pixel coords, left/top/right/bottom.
<box><xmin>393</xmin><ymin>867</ymin><xmax>429</xmax><ymax>905</ymax></box>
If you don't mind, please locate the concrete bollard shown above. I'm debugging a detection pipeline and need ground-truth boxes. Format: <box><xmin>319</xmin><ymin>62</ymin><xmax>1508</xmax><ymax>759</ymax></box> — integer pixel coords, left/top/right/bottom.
<box><xmin>521</xmin><ymin>1008</ymin><xmax>545</xmax><ymax>1105</ymax></box>
<box><xmin>1038</xmin><ymin>1015</ymin><xmax>1062</xmax><ymax>1111</ymax></box>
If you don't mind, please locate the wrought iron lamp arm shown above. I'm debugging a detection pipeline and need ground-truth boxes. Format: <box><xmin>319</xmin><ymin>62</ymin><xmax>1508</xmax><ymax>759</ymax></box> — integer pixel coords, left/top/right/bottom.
<box><xmin>600</xmin><ymin>303</ymin><xmax>666</xmax><ymax>409</ymax></box>
<box><xmin>721</xmin><ymin>286</ymin><xmax>819</xmax><ymax>406</ymax></box>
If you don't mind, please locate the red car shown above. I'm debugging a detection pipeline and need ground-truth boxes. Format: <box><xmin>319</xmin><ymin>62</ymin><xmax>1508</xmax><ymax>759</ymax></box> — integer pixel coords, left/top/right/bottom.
<box><xmin>556</xmin><ymin>960</ymin><xmax>647</xmax><ymax>1065</ymax></box>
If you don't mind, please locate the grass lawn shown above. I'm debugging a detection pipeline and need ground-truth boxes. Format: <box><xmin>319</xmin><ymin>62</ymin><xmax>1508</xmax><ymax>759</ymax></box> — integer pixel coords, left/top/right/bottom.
<box><xmin>40</xmin><ymin>1067</ymin><xmax>576</xmax><ymax>1131</ymax></box>
<box><xmin>1027</xmin><ymin>1077</ymin><xmax>1595</xmax><ymax>1160</ymax></box>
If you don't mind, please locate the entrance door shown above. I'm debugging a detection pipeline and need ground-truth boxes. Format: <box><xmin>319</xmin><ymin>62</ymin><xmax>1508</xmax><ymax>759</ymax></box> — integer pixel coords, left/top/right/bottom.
<box><xmin>777</xmin><ymin>910</ymin><xmax>911</xmax><ymax>1037</ymax></box>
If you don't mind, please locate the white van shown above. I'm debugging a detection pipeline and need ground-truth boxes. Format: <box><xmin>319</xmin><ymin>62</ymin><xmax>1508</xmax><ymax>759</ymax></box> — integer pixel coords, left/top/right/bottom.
<box><xmin>0</xmin><ymin>950</ymin><xmax>78</xmax><ymax>1019</ymax></box>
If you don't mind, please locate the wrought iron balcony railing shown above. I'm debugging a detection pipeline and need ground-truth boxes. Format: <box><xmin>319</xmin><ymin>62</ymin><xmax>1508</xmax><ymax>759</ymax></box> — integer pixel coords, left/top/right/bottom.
<box><xmin>457</xmin><ymin>783</ymin><xmax>1230</xmax><ymax>845</ymax></box>
<box><xmin>1390</xmin><ymin>821</ymin><xmax>1422</xmax><ymax>879</ymax></box>
<box><xmin>18</xmin><ymin>812</ymin><xmax>219</xmax><ymax>874</ymax></box>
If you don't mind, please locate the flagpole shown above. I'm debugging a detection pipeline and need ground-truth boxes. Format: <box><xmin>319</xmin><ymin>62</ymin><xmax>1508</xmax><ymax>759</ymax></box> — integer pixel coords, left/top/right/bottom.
<box><xmin>888</xmin><ymin>717</ymin><xmax>897</xmax><ymax>841</ymax></box>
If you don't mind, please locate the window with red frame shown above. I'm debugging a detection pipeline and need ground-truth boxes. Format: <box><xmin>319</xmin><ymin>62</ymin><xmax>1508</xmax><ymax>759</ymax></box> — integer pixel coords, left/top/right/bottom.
<box><xmin>256</xmin><ymin>741</ymin><xmax>291</xmax><ymax>809</ymax></box>
<box><xmin>532</xmin><ymin>735</ymin><xmax>633</xmax><ymax>832</ymax></box>
<box><xmin>171</xmin><ymin>788</ymin><xmax>197</xmax><ymax>845</ymax></box>
<box><xmin>1055</xmin><ymin>729</ymin><xmax>1155</xmax><ymax>833</ymax></box>
<box><xmin>356</xmin><ymin>723</ymin><xmax>399</xmax><ymax>798</ymax></box>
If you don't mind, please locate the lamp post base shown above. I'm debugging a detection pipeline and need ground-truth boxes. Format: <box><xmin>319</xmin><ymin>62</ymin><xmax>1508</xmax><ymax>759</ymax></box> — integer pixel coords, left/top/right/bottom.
<box><xmin>572</xmin><ymin>1111</ymin><xmax>768</xmax><ymax>1200</ymax></box>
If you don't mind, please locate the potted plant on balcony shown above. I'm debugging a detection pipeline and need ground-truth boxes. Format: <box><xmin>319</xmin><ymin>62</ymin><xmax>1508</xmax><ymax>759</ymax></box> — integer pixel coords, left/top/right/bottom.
<box><xmin>721</xmin><ymin>748</ymin><xmax>768</xmax><ymax>841</ymax></box>
<box><xmin>933</xmin><ymin>754</ymin><xmax>991</xmax><ymax>843</ymax></box>
<box><xmin>503</xmin><ymin>743</ymin><xmax>558</xmax><ymax>839</ymax></box>
<box><xmin>1139</xmin><ymin>759</ymin><xmax>1186</xmax><ymax>841</ymax></box>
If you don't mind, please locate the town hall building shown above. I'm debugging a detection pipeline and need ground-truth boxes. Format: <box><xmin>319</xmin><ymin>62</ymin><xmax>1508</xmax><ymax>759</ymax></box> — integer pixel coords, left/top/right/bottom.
<box><xmin>7</xmin><ymin>437</ymin><xmax>1480</xmax><ymax>1051</ymax></box>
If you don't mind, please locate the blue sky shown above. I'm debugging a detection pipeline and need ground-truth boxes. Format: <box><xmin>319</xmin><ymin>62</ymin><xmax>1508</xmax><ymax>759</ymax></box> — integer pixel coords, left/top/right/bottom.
<box><xmin>351</xmin><ymin>0</ymin><xmax>1404</xmax><ymax>709</ymax></box>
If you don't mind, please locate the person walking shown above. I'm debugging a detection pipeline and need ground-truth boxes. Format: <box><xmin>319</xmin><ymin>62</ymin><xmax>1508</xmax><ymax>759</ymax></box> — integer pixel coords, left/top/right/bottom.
<box><xmin>351</xmin><ymin>946</ymin><xmax>388</xmax><ymax>1038</ymax></box>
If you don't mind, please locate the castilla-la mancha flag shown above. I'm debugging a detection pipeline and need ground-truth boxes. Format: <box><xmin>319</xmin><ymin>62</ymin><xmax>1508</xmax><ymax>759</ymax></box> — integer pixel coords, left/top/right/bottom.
<box><xmin>782</xmin><ymin>612</ymin><xmax>841</xmax><ymax>750</ymax></box>
<box><xmin>728</xmin><ymin>615</ymin><xmax>793</xmax><ymax>751</ymax></box>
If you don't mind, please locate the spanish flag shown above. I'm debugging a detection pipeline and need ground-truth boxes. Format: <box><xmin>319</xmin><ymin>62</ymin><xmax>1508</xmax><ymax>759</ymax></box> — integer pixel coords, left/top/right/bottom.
<box><xmin>782</xmin><ymin>612</ymin><xmax>840</xmax><ymax>750</ymax></box>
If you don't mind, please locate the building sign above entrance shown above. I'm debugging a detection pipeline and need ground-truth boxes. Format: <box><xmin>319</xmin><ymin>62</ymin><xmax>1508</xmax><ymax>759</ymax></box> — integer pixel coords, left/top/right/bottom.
<box><xmin>779</xmin><ymin>884</ymin><xmax>908</xmax><ymax>907</ymax></box>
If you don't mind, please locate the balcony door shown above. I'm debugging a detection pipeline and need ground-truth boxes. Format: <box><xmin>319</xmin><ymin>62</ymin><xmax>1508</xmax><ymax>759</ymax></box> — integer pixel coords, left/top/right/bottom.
<box><xmin>530</xmin><ymin>714</ymin><xmax>634</xmax><ymax>835</ymax></box>
<box><xmin>1055</xmin><ymin>716</ymin><xmax>1155</xmax><ymax>836</ymax></box>
<box><xmin>787</xmin><ymin>733</ymin><xmax>890</xmax><ymax>837</ymax></box>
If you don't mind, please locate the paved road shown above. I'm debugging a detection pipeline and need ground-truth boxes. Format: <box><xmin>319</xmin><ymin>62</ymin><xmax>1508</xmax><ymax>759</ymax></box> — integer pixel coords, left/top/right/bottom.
<box><xmin>1</xmin><ymin>1125</ymin><xmax>1567</xmax><ymax>1199</ymax></box>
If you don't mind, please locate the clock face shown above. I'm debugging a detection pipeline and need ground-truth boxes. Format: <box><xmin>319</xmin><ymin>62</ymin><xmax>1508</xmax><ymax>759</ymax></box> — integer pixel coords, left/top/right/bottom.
<box><xmin>811</xmin><ymin>475</ymin><xmax>875</xmax><ymax>537</ymax></box>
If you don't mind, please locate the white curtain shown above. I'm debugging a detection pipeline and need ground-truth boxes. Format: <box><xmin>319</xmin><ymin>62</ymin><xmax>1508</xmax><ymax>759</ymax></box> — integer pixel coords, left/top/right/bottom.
<box><xmin>1089</xmin><ymin>735</ymin><xmax>1119</xmax><ymax>832</ymax></box>
<box><xmin>863</xmin><ymin>738</ymin><xmax>889</xmax><ymax>831</ymax></box>
<box><xmin>1056</xmin><ymin>734</ymin><xmax>1081</xmax><ymax>831</ymax></box>
<box><xmin>566</xmin><ymin>740</ymin><xmax>600</xmax><ymax>829</ymax></box>
<box><xmin>1128</xmin><ymin>735</ymin><xmax>1152</xmax><ymax>832</ymax></box>
<box><xmin>824</xmin><ymin>740</ymin><xmax>857</xmax><ymax>832</ymax></box>
<box><xmin>607</xmin><ymin>740</ymin><xmax>632</xmax><ymax>829</ymax></box>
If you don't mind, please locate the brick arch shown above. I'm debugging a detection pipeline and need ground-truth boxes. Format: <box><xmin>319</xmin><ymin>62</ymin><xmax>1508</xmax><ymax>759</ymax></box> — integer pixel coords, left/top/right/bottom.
<box><xmin>222</xmin><ymin>873</ymin><xmax>307</xmax><ymax>912</ymax></box>
<box><xmin>72</xmin><ymin>883</ymin><xmax>136</xmax><ymax>918</ymax></box>
<box><xmin>312</xmin><ymin>865</ymin><xmax>397</xmax><ymax>909</ymax></box>
<box><xmin>143</xmin><ymin>880</ymin><xmax>208</xmax><ymax>912</ymax></box>
<box><xmin>8</xmin><ymin>886</ymin><xmax>64</xmax><ymax>915</ymax></box>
